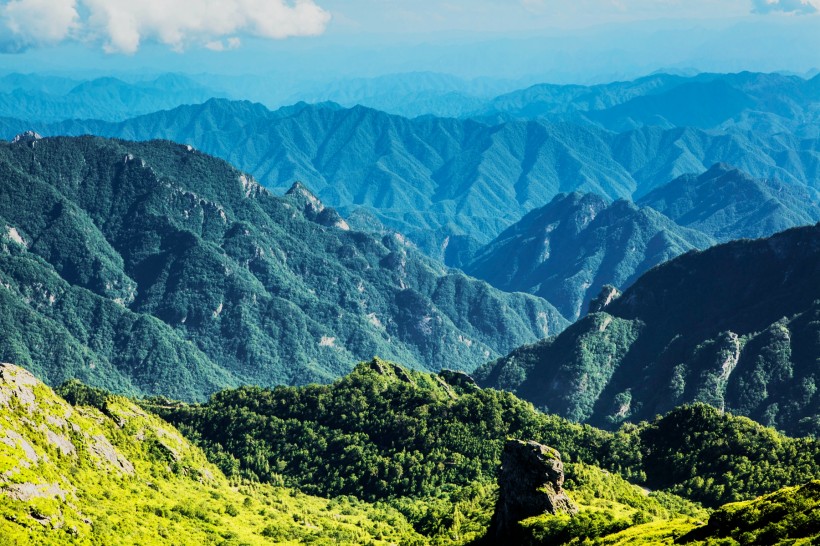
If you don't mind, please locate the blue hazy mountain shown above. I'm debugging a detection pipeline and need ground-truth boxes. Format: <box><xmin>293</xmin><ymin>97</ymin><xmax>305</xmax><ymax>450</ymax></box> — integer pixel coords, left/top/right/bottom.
<box><xmin>5</xmin><ymin>98</ymin><xmax>820</xmax><ymax>265</ymax></box>
<box><xmin>0</xmin><ymin>73</ymin><xmax>228</xmax><ymax>122</ymax></box>
<box><xmin>473</xmin><ymin>72</ymin><xmax>820</xmax><ymax>135</ymax></box>
<box><xmin>280</xmin><ymin>71</ymin><xmax>526</xmax><ymax>119</ymax></box>
<box><xmin>464</xmin><ymin>192</ymin><xmax>715</xmax><ymax>320</ymax></box>
<box><xmin>638</xmin><ymin>163</ymin><xmax>820</xmax><ymax>241</ymax></box>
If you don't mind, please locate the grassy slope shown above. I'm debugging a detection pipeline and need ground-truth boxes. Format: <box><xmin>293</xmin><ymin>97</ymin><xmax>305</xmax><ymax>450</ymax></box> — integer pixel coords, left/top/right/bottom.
<box><xmin>2</xmin><ymin>358</ymin><xmax>817</xmax><ymax>545</ymax></box>
<box><xmin>0</xmin><ymin>363</ymin><xmax>423</xmax><ymax>545</ymax></box>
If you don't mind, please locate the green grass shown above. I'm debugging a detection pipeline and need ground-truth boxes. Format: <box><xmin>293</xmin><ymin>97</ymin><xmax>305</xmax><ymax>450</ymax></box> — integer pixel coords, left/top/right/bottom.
<box><xmin>0</xmin><ymin>364</ymin><xmax>424</xmax><ymax>545</ymax></box>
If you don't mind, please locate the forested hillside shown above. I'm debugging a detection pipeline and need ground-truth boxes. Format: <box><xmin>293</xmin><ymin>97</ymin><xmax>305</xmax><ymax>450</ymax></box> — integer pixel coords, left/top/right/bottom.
<box><xmin>152</xmin><ymin>359</ymin><xmax>820</xmax><ymax>543</ymax></box>
<box><xmin>0</xmin><ymin>135</ymin><xmax>565</xmax><ymax>400</ymax></box>
<box><xmin>477</xmin><ymin>223</ymin><xmax>820</xmax><ymax>435</ymax></box>
<box><xmin>8</xmin><ymin>356</ymin><xmax>818</xmax><ymax>545</ymax></box>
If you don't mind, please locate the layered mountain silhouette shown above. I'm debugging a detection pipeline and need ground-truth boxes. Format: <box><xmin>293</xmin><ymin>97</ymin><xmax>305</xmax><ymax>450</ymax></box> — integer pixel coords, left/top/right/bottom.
<box><xmin>476</xmin><ymin>223</ymin><xmax>820</xmax><ymax>436</ymax></box>
<box><xmin>474</xmin><ymin>71</ymin><xmax>820</xmax><ymax>134</ymax></box>
<box><xmin>4</xmin><ymin>96</ymin><xmax>820</xmax><ymax>264</ymax></box>
<box><xmin>0</xmin><ymin>73</ymin><xmax>226</xmax><ymax>123</ymax></box>
<box><xmin>0</xmin><ymin>135</ymin><xmax>565</xmax><ymax>400</ymax></box>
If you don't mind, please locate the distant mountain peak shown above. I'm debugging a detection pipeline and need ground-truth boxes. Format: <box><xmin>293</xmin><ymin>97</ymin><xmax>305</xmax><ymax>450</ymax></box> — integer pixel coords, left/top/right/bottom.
<box><xmin>639</xmin><ymin>165</ymin><xmax>820</xmax><ymax>241</ymax></box>
<box><xmin>465</xmin><ymin>191</ymin><xmax>712</xmax><ymax>320</ymax></box>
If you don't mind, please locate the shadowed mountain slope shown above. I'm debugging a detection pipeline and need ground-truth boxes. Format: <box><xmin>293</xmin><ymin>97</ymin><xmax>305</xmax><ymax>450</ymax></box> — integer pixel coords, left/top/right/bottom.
<box><xmin>476</xmin><ymin>223</ymin><xmax>820</xmax><ymax>436</ymax></box>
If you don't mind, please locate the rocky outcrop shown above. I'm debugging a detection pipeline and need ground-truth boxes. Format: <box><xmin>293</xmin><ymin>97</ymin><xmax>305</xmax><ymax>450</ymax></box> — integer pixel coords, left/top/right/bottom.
<box><xmin>11</xmin><ymin>131</ymin><xmax>42</xmax><ymax>145</ymax></box>
<box><xmin>367</xmin><ymin>358</ymin><xmax>414</xmax><ymax>383</ymax></box>
<box><xmin>286</xmin><ymin>181</ymin><xmax>350</xmax><ymax>230</ymax></box>
<box><xmin>489</xmin><ymin>439</ymin><xmax>577</xmax><ymax>541</ymax></box>
<box><xmin>438</xmin><ymin>369</ymin><xmax>479</xmax><ymax>391</ymax></box>
<box><xmin>588</xmin><ymin>284</ymin><xmax>620</xmax><ymax>314</ymax></box>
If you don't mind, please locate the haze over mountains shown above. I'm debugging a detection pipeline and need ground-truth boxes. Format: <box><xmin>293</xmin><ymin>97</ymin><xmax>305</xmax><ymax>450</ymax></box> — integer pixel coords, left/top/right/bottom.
<box><xmin>2</xmin><ymin>73</ymin><xmax>820</xmax><ymax>424</ymax></box>
<box><xmin>0</xmin><ymin>73</ymin><xmax>229</xmax><ymax>123</ymax></box>
<box><xmin>4</xmin><ymin>71</ymin><xmax>820</xmax><ymax>270</ymax></box>
<box><xmin>4</xmin><ymin>0</ymin><xmax>820</xmax><ymax>542</ymax></box>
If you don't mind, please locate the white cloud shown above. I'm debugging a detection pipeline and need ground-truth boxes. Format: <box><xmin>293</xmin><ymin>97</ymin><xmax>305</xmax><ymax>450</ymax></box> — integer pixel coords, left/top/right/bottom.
<box><xmin>0</xmin><ymin>0</ymin><xmax>78</xmax><ymax>51</ymax></box>
<box><xmin>752</xmin><ymin>0</ymin><xmax>819</xmax><ymax>13</ymax></box>
<box><xmin>0</xmin><ymin>0</ymin><xmax>330</xmax><ymax>54</ymax></box>
<box><xmin>205</xmin><ymin>36</ymin><xmax>241</xmax><ymax>51</ymax></box>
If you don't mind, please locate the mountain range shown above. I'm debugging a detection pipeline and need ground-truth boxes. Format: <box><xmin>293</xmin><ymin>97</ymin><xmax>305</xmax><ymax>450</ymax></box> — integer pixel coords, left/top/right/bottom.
<box><xmin>3</xmin><ymin>68</ymin><xmax>820</xmax><ymax>545</ymax></box>
<box><xmin>0</xmin><ymin>134</ymin><xmax>564</xmax><ymax>401</ymax></box>
<box><xmin>462</xmin><ymin>164</ymin><xmax>820</xmax><ymax>319</ymax></box>
<box><xmin>0</xmin><ymin>73</ymin><xmax>227</xmax><ymax>123</ymax></box>
<box><xmin>4</xmin><ymin>94</ymin><xmax>820</xmax><ymax>265</ymax></box>
<box><xmin>474</xmin><ymin>71</ymin><xmax>820</xmax><ymax>134</ymax></box>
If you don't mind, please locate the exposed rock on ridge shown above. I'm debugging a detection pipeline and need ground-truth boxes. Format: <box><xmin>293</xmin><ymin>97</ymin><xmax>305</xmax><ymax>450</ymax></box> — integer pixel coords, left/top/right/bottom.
<box><xmin>489</xmin><ymin>439</ymin><xmax>577</xmax><ymax>541</ymax></box>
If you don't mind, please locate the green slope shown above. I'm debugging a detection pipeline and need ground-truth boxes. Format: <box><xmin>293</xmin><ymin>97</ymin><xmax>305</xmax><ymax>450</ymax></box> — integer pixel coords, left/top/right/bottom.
<box><xmin>156</xmin><ymin>360</ymin><xmax>820</xmax><ymax>509</ymax></box>
<box><xmin>4</xmin><ymin>357</ymin><xmax>817</xmax><ymax>545</ymax></box>
<box><xmin>154</xmin><ymin>359</ymin><xmax>820</xmax><ymax>543</ymax></box>
<box><xmin>476</xmin><ymin>223</ymin><xmax>820</xmax><ymax>435</ymax></box>
<box><xmin>0</xmin><ymin>362</ymin><xmax>424</xmax><ymax>545</ymax></box>
<box><xmin>0</xmin><ymin>135</ymin><xmax>566</xmax><ymax>400</ymax></box>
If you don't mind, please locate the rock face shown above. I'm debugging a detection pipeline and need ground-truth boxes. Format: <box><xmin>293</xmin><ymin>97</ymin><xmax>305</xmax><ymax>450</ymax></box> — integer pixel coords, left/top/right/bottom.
<box><xmin>11</xmin><ymin>131</ymin><xmax>42</xmax><ymax>145</ymax></box>
<box><xmin>588</xmin><ymin>284</ymin><xmax>620</xmax><ymax>314</ymax></box>
<box><xmin>438</xmin><ymin>369</ymin><xmax>479</xmax><ymax>391</ymax></box>
<box><xmin>489</xmin><ymin>439</ymin><xmax>577</xmax><ymax>540</ymax></box>
<box><xmin>285</xmin><ymin>181</ymin><xmax>350</xmax><ymax>231</ymax></box>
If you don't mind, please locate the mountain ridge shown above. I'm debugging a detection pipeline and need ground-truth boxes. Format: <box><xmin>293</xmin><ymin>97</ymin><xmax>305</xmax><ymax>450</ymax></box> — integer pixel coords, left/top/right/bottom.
<box><xmin>476</xmin><ymin>222</ymin><xmax>820</xmax><ymax>435</ymax></box>
<box><xmin>464</xmin><ymin>192</ymin><xmax>715</xmax><ymax>320</ymax></box>
<box><xmin>5</xmin><ymin>97</ymin><xmax>820</xmax><ymax>263</ymax></box>
<box><xmin>638</xmin><ymin>163</ymin><xmax>820</xmax><ymax>241</ymax></box>
<box><xmin>0</xmin><ymin>135</ymin><xmax>566</xmax><ymax>400</ymax></box>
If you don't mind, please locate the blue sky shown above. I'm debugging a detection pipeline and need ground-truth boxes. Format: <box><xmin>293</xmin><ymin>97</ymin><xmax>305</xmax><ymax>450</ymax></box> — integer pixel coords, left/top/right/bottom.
<box><xmin>0</xmin><ymin>0</ymin><xmax>818</xmax><ymax>82</ymax></box>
